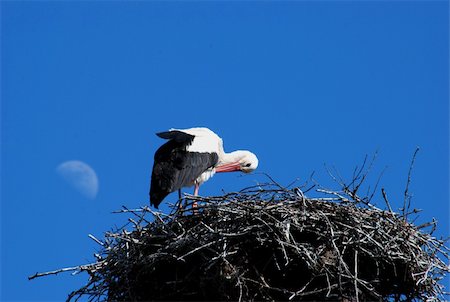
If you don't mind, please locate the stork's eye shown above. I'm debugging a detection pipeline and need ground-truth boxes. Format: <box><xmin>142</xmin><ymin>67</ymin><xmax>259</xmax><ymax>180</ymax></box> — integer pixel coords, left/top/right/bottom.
<box><xmin>245</xmin><ymin>163</ymin><xmax>251</xmax><ymax>167</ymax></box>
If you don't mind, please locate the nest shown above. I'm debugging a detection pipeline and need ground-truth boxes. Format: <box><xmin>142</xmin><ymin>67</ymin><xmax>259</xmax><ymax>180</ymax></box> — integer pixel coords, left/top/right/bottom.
<box><xmin>31</xmin><ymin>179</ymin><xmax>449</xmax><ymax>302</ymax></box>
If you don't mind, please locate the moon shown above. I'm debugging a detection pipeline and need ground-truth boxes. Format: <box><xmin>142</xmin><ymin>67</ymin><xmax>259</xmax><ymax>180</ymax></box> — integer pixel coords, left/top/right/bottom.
<box><xmin>56</xmin><ymin>160</ymin><xmax>99</xmax><ymax>199</ymax></box>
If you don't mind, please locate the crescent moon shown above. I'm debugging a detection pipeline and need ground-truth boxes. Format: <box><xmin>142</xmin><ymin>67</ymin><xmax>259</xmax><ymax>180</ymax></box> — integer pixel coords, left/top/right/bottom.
<box><xmin>56</xmin><ymin>160</ymin><xmax>99</xmax><ymax>199</ymax></box>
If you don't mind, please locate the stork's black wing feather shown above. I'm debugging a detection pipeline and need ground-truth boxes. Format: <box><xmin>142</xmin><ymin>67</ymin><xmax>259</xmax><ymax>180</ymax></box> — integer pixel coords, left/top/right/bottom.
<box><xmin>156</xmin><ymin>130</ymin><xmax>195</xmax><ymax>145</ymax></box>
<box><xmin>149</xmin><ymin>131</ymin><xmax>218</xmax><ymax>208</ymax></box>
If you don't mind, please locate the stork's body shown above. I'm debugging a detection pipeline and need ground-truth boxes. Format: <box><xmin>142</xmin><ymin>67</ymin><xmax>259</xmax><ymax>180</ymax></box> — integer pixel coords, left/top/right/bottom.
<box><xmin>149</xmin><ymin>127</ymin><xmax>258</xmax><ymax>209</ymax></box>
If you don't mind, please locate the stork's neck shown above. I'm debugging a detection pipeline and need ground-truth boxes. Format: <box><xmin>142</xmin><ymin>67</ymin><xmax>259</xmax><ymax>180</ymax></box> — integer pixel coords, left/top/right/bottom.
<box><xmin>219</xmin><ymin>150</ymin><xmax>249</xmax><ymax>164</ymax></box>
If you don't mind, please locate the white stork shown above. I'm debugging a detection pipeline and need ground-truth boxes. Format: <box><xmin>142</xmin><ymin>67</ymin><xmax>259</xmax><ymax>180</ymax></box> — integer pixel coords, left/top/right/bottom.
<box><xmin>149</xmin><ymin>127</ymin><xmax>258</xmax><ymax>208</ymax></box>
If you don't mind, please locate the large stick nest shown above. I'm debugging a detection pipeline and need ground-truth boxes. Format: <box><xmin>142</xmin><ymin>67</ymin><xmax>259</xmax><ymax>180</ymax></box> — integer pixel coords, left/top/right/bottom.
<box><xmin>48</xmin><ymin>180</ymin><xmax>448</xmax><ymax>302</ymax></box>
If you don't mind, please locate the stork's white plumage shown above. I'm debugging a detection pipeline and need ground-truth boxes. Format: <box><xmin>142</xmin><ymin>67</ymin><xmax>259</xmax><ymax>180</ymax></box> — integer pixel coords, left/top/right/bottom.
<box><xmin>149</xmin><ymin>127</ymin><xmax>258</xmax><ymax>208</ymax></box>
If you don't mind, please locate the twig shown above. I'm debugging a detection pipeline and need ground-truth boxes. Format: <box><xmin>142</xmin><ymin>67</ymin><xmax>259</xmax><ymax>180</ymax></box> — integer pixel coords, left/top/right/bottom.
<box><xmin>403</xmin><ymin>147</ymin><xmax>420</xmax><ymax>219</ymax></box>
<box><xmin>28</xmin><ymin>262</ymin><xmax>101</xmax><ymax>280</ymax></box>
<box><xmin>88</xmin><ymin>234</ymin><xmax>104</xmax><ymax>247</ymax></box>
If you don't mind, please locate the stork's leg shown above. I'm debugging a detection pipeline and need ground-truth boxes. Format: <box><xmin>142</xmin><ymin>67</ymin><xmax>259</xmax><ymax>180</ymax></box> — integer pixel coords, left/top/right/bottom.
<box><xmin>177</xmin><ymin>189</ymin><xmax>183</xmax><ymax>210</ymax></box>
<box><xmin>194</xmin><ymin>183</ymin><xmax>199</xmax><ymax>196</ymax></box>
<box><xmin>193</xmin><ymin>183</ymin><xmax>200</xmax><ymax>209</ymax></box>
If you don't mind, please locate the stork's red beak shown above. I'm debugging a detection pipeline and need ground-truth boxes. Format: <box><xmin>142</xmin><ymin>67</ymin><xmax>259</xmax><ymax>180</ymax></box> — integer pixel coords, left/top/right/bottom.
<box><xmin>215</xmin><ymin>162</ymin><xmax>241</xmax><ymax>173</ymax></box>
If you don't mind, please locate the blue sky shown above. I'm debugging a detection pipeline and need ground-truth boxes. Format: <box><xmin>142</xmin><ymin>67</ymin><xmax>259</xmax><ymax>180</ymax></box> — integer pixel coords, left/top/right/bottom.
<box><xmin>1</xmin><ymin>1</ymin><xmax>448</xmax><ymax>301</ymax></box>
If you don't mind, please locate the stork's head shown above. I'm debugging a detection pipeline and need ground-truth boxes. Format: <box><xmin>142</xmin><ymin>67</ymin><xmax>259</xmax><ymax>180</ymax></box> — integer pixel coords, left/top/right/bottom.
<box><xmin>215</xmin><ymin>150</ymin><xmax>259</xmax><ymax>173</ymax></box>
<box><xmin>239</xmin><ymin>151</ymin><xmax>259</xmax><ymax>173</ymax></box>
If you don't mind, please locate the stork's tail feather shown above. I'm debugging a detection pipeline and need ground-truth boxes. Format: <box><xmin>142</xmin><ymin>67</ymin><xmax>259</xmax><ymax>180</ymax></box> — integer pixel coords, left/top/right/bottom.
<box><xmin>149</xmin><ymin>191</ymin><xmax>168</xmax><ymax>209</ymax></box>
